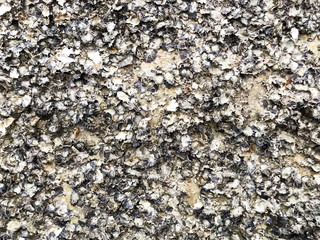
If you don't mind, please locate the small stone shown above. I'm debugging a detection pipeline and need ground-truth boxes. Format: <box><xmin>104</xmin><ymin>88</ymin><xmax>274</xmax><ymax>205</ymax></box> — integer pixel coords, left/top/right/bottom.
<box><xmin>7</xmin><ymin>220</ymin><xmax>22</xmax><ymax>232</ymax></box>
<box><xmin>231</xmin><ymin>206</ymin><xmax>244</xmax><ymax>217</ymax></box>
<box><xmin>282</xmin><ymin>167</ymin><xmax>292</xmax><ymax>179</ymax></box>
<box><xmin>203</xmin><ymin>182</ymin><xmax>215</xmax><ymax>190</ymax></box>
<box><xmin>107</xmin><ymin>22</ymin><xmax>116</xmax><ymax>33</ymax></box>
<box><xmin>57</xmin><ymin>0</ymin><xmax>66</xmax><ymax>6</ymax></box>
<box><xmin>22</xmin><ymin>95</ymin><xmax>32</xmax><ymax>107</ymax></box>
<box><xmin>0</xmin><ymin>3</ymin><xmax>11</xmax><ymax>16</ymax></box>
<box><xmin>82</xmin><ymin>34</ymin><xmax>93</xmax><ymax>43</ymax></box>
<box><xmin>10</xmin><ymin>68</ymin><xmax>19</xmax><ymax>79</ymax></box>
<box><xmin>193</xmin><ymin>202</ymin><xmax>203</xmax><ymax>209</ymax></box>
<box><xmin>117</xmin><ymin>91</ymin><xmax>130</xmax><ymax>102</ymax></box>
<box><xmin>314</xmin><ymin>175</ymin><xmax>320</xmax><ymax>185</ymax></box>
<box><xmin>126</xmin><ymin>18</ymin><xmax>140</xmax><ymax>26</ymax></box>
<box><xmin>255</xmin><ymin>200</ymin><xmax>270</xmax><ymax>213</ymax></box>
<box><xmin>88</xmin><ymin>51</ymin><xmax>102</xmax><ymax>65</ymax></box>
<box><xmin>181</xmin><ymin>135</ymin><xmax>191</xmax><ymax>149</ymax></box>
<box><xmin>210</xmin><ymin>137</ymin><xmax>223</xmax><ymax>151</ymax></box>
<box><xmin>290</xmin><ymin>28</ymin><xmax>299</xmax><ymax>41</ymax></box>
<box><xmin>115</xmin><ymin>131</ymin><xmax>128</xmax><ymax>140</ymax></box>
<box><xmin>243</xmin><ymin>126</ymin><xmax>253</xmax><ymax>136</ymax></box>
<box><xmin>56</xmin><ymin>48</ymin><xmax>74</xmax><ymax>65</ymax></box>
<box><xmin>166</xmin><ymin>99</ymin><xmax>179</xmax><ymax>112</ymax></box>
<box><xmin>119</xmin><ymin>56</ymin><xmax>133</xmax><ymax>68</ymax></box>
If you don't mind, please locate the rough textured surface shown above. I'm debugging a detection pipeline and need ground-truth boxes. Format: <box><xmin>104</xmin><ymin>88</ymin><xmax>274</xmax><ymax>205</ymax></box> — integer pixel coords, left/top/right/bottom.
<box><xmin>0</xmin><ymin>0</ymin><xmax>320</xmax><ymax>239</ymax></box>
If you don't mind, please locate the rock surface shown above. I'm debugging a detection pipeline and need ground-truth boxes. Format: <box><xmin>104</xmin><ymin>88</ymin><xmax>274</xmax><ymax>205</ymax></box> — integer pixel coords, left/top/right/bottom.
<box><xmin>0</xmin><ymin>0</ymin><xmax>320</xmax><ymax>239</ymax></box>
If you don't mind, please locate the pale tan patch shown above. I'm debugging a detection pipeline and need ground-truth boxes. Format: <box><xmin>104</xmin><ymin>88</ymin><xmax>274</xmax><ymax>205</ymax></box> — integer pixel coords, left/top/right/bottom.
<box><xmin>117</xmin><ymin>50</ymin><xmax>180</xmax><ymax>85</ymax></box>
<box><xmin>0</xmin><ymin>117</ymin><xmax>15</xmax><ymax>136</ymax></box>
<box><xmin>55</xmin><ymin>12</ymin><xmax>71</xmax><ymax>25</ymax></box>
<box><xmin>182</xmin><ymin>180</ymin><xmax>201</xmax><ymax>206</ymax></box>
<box><xmin>43</xmin><ymin>162</ymin><xmax>56</xmax><ymax>175</ymax></box>
<box><xmin>285</xmin><ymin>154</ymin><xmax>312</xmax><ymax>177</ymax></box>
<box><xmin>55</xmin><ymin>183</ymin><xmax>85</xmax><ymax>224</ymax></box>
<box><xmin>38</xmin><ymin>142</ymin><xmax>54</xmax><ymax>153</ymax></box>
<box><xmin>246</xmin><ymin>74</ymin><xmax>267</xmax><ymax>116</ymax></box>
<box><xmin>75</xmin><ymin>128</ymin><xmax>101</xmax><ymax>146</ymax></box>
<box><xmin>240</xmin><ymin>151</ymin><xmax>259</xmax><ymax>162</ymax></box>
<box><xmin>235</xmin><ymin>74</ymin><xmax>267</xmax><ymax>122</ymax></box>
<box><xmin>29</xmin><ymin>116</ymin><xmax>40</xmax><ymax>126</ymax></box>
<box><xmin>62</xmin><ymin>183</ymin><xmax>78</xmax><ymax>212</ymax></box>
<box><xmin>300</xmin><ymin>33</ymin><xmax>320</xmax><ymax>55</ymax></box>
<box><xmin>132</xmin><ymin>50</ymin><xmax>181</xmax><ymax>128</ymax></box>
<box><xmin>108</xmin><ymin>48</ymin><xmax>118</xmax><ymax>54</ymax></box>
<box><xmin>112</xmin><ymin>50</ymin><xmax>181</xmax><ymax>129</ymax></box>
<box><xmin>286</xmin><ymin>153</ymin><xmax>306</xmax><ymax>165</ymax></box>
<box><xmin>148</xmin><ymin>87</ymin><xmax>178</xmax><ymax>128</ymax></box>
<box><xmin>138</xmin><ymin>50</ymin><xmax>180</xmax><ymax>78</ymax></box>
<box><xmin>70</xmin><ymin>217</ymin><xmax>79</xmax><ymax>224</ymax></box>
<box><xmin>307</xmin><ymin>38</ymin><xmax>320</xmax><ymax>55</ymax></box>
<box><xmin>149</xmin><ymin>108</ymin><xmax>162</xmax><ymax>127</ymax></box>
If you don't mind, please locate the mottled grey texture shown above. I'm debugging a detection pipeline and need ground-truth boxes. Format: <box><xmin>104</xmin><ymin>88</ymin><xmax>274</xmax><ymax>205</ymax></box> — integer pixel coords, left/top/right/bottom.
<box><xmin>0</xmin><ymin>0</ymin><xmax>320</xmax><ymax>239</ymax></box>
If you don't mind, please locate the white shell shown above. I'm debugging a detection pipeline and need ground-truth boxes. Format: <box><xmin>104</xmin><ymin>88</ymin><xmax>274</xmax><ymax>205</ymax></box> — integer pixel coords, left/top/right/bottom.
<box><xmin>290</xmin><ymin>28</ymin><xmax>299</xmax><ymax>41</ymax></box>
